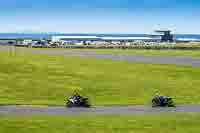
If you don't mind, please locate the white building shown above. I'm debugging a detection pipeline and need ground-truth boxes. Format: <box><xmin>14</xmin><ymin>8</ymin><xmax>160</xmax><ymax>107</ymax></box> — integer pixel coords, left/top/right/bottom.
<box><xmin>51</xmin><ymin>36</ymin><xmax>161</xmax><ymax>45</ymax></box>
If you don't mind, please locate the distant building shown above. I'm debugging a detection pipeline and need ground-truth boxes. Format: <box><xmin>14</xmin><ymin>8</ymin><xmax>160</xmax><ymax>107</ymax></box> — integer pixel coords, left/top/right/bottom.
<box><xmin>151</xmin><ymin>30</ymin><xmax>174</xmax><ymax>42</ymax></box>
<box><xmin>51</xmin><ymin>35</ymin><xmax>161</xmax><ymax>45</ymax></box>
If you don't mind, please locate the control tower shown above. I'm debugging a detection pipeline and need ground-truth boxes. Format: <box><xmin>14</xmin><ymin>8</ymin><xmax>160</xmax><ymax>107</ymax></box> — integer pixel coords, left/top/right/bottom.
<box><xmin>154</xmin><ymin>30</ymin><xmax>174</xmax><ymax>42</ymax></box>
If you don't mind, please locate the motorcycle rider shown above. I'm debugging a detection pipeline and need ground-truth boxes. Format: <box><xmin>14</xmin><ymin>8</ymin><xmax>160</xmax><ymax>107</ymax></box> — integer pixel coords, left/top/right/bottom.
<box><xmin>154</xmin><ymin>92</ymin><xmax>160</xmax><ymax>101</ymax></box>
<box><xmin>71</xmin><ymin>92</ymin><xmax>82</xmax><ymax>104</ymax></box>
<box><xmin>154</xmin><ymin>92</ymin><xmax>167</xmax><ymax>105</ymax></box>
<box><xmin>68</xmin><ymin>93</ymin><xmax>79</xmax><ymax>103</ymax></box>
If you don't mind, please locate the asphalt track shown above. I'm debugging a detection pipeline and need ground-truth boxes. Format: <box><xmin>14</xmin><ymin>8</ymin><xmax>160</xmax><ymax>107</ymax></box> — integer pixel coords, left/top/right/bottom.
<box><xmin>1</xmin><ymin>47</ymin><xmax>200</xmax><ymax>114</ymax></box>
<box><xmin>1</xmin><ymin>47</ymin><xmax>200</xmax><ymax>67</ymax></box>
<box><xmin>1</xmin><ymin>105</ymin><xmax>200</xmax><ymax>114</ymax></box>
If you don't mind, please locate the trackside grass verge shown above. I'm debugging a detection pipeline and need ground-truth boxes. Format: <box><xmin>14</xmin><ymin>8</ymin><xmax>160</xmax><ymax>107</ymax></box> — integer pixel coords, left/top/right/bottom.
<box><xmin>0</xmin><ymin>113</ymin><xmax>200</xmax><ymax>133</ymax></box>
<box><xmin>0</xmin><ymin>52</ymin><xmax>200</xmax><ymax>106</ymax></box>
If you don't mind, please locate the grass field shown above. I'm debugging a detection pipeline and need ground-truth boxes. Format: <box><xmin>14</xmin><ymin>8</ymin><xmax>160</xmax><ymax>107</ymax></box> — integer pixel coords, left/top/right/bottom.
<box><xmin>0</xmin><ymin>113</ymin><xmax>200</xmax><ymax>133</ymax></box>
<box><xmin>0</xmin><ymin>51</ymin><xmax>200</xmax><ymax>106</ymax></box>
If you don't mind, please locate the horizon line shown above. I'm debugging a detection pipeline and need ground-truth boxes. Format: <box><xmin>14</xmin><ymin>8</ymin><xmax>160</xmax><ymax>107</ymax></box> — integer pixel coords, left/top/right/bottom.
<box><xmin>0</xmin><ymin>32</ymin><xmax>200</xmax><ymax>35</ymax></box>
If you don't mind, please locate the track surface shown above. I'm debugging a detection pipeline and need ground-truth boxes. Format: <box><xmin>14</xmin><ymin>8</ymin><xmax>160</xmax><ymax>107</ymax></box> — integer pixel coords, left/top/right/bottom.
<box><xmin>1</xmin><ymin>47</ymin><xmax>200</xmax><ymax>67</ymax></box>
<box><xmin>1</xmin><ymin>105</ymin><xmax>200</xmax><ymax>114</ymax></box>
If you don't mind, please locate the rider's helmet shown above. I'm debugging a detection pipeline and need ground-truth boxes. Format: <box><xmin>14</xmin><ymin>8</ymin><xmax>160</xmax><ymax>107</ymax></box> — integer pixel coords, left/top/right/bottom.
<box><xmin>73</xmin><ymin>92</ymin><xmax>81</xmax><ymax>99</ymax></box>
<box><xmin>74</xmin><ymin>92</ymin><xmax>80</xmax><ymax>97</ymax></box>
<box><xmin>155</xmin><ymin>92</ymin><xmax>160</xmax><ymax>97</ymax></box>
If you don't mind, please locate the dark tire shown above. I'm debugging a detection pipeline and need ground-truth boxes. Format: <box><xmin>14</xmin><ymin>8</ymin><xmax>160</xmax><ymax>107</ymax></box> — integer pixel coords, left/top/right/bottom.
<box><xmin>167</xmin><ymin>101</ymin><xmax>175</xmax><ymax>107</ymax></box>
<box><xmin>82</xmin><ymin>102</ymin><xmax>91</xmax><ymax>108</ymax></box>
<box><xmin>82</xmin><ymin>98</ymin><xmax>91</xmax><ymax>108</ymax></box>
<box><xmin>84</xmin><ymin>104</ymin><xmax>91</xmax><ymax>108</ymax></box>
<box><xmin>66</xmin><ymin>101</ymin><xmax>74</xmax><ymax>108</ymax></box>
<box><xmin>168</xmin><ymin>104</ymin><xmax>175</xmax><ymax>107</ymax></box>
<box><xmin>167</xmin><ymin>98</ymin><xmax>175</xmax><ymax>107</ymax></box>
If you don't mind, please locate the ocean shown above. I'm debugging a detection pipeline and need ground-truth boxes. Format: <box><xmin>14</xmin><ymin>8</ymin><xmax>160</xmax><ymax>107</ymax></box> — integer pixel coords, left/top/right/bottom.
<box><xmin>0</xmin><ymin>33</ymin><xmax>200</xmax><ymax>39</ymax></box>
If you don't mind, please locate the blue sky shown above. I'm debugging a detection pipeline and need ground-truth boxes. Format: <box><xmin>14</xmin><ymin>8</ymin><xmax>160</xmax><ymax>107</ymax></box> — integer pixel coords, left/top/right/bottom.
<box><xmin>0</xmin><ymin>0</ymin><xmax>200</xmax><ymax>33</ymax></box>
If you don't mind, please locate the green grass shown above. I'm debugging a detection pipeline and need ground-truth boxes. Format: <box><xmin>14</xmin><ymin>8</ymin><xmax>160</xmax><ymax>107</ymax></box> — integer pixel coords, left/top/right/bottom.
<box><xmin>1</xmin><ymin>113</ymin><xmax>200</xmax><ymax>133</ymax></box>
<box><xmin>0</xmin><ymin>51</ymin><xmax>200</xmax><ymax>106</ymax></box>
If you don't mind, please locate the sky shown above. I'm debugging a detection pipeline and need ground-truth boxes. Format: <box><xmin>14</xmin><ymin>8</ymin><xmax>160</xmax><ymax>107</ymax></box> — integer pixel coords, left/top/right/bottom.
<box><xmin>0</xmin><ymin>0</ymin><xmax>200</xmax><ymax>34</ymax></box>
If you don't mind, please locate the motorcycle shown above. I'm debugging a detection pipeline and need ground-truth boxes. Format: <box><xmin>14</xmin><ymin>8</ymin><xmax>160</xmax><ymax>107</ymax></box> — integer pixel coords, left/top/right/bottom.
<box><xmin>152</xmin><ymin>96</ymin><xmax>175</xmax><ymax>107</ymax></box>
<box><xmin>66</xmin><ymin>95</ymin><xmax>91</xmax><ymax>108</ymax></box>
